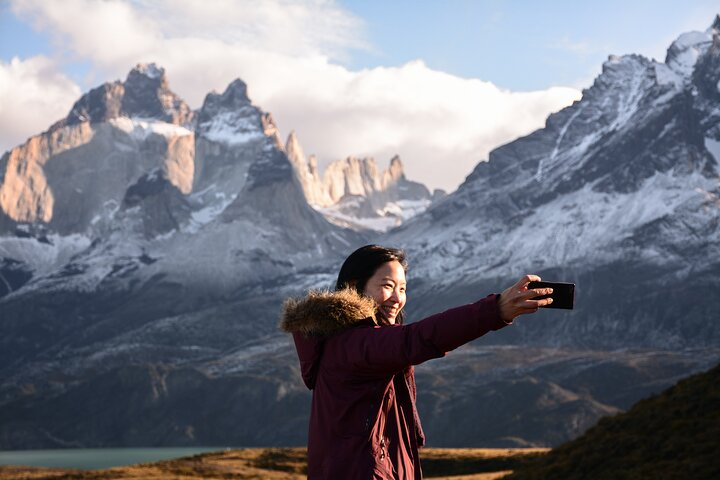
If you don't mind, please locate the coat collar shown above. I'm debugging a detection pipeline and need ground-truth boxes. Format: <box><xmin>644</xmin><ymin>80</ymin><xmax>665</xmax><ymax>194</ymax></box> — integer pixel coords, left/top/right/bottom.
<box><xmin>280</xmin><ymin>288</ymin><xmax>377</xmax><ymax>337</ymax></box>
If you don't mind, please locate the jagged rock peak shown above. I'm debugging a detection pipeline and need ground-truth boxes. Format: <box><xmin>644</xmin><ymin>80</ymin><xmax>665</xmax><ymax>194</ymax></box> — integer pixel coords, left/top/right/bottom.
<box><xmin>130</xmin><ymin>63</ymin><xmax>165</xmax><ymax>81</ymax></box>
<box><xmin>195</xmin><ymin>78</ymin><xmax>265</xmax><ymax>145</ymax></box>
<box><xmin>285</xmin><ymin>131</ymin><xmax>311</xmax><ymax>170</ymax></box>
<box><xmin>286</xmin><ymin>130</ymin><xmax>302</xmax><ymax>155</ymax></box>
<box><xmin>285</xmin><ymin>131</ymin><xmax>327</xmax><ymax>205</ymax></box>
<box><xmin>664</xmin><ymin>24</ymin><xmax>714</xmax><ymax>77</ymax></box>
<box><xmin>386</xmin><ymin>155</ymin><xmax>405</xmax><ymax>183</ymax></box>
<box><xmin>63</xmin><ymin>82</ymin><xmax>124</xmax><ymax>126</ymax></box>
<box><xmin>284</xmin><ymin>131</ymin><xmax>430</xmax><ymax>215</ymax></box>
<box><xmin>227</xmin><ymin>78</ymin><xmax>250</xmax><ymax>99</ymax></box>
<box><xmin>601</xmin><ymin>54</ymin><xmax>649</xmax><ymax>73</ymax></box>
<box><xmin>284</xmin><ymin>132</ymin><xmax>319</xmax><ymax>176</ymax></box>
<box><xmin>262</xmin><ymin>112</ymin><xmax>283</xmax><ymax>149</ymax></box>
<box><xmin>587</xmin><ymin>54</ymin><xmax>652</xmax><ymax>98</ymax></box>
<box><xmin>710</xmin><ymin>14</ymin><xmax>720</xmax><ymax>33</ymax></box>
<box><xmin>60</xmin><ymin>63</ymin><xmax>193</xmax><ymax>127</ymax></box>
<box><xmin>208</xmin><ymin>79</ymin><xmax>251</xmax><ymax>110</ymax></box>
<box><xmin>122</xmin><ymin>63</ymin><xmax>193</xmax><ymax>125</ymax></box>
<box><xmin>126</xmin><ymin>63</ymin><xmax>168</xmax><ymax>87</ymax></box>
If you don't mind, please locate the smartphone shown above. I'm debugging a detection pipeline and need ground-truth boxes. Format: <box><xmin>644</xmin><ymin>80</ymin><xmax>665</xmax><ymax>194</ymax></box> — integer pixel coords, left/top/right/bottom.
<box><xmin>528</xmin><ymin>281</ymin><xmax>575</xmax><ymax>310</ymax></box>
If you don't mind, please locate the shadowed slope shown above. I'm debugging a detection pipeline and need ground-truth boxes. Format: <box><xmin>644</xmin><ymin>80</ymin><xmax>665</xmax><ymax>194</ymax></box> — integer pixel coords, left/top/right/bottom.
<box><xmin>508</xmin><ymin>362</ymin><xmax>720</xmax><ymax>480</ymax></box>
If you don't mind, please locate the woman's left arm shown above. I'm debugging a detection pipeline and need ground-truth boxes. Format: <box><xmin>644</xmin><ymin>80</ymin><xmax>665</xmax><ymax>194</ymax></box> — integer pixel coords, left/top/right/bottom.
<box><xmin>342</xmin><ymin>275</ymin><xmax>552</xmax><ymax>376</ymax></box>
<box><xmin>342</xmin><ymin>294</ymin><xmax>505</xmax><ymax>376</ymax></box>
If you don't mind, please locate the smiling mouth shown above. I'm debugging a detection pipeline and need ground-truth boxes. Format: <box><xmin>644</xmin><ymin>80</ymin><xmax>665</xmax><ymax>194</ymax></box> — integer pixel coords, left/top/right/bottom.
<box><xmin>380</xmin><ymin>306</ymin><xmax>398</xmax><ymax>318</ymax></box>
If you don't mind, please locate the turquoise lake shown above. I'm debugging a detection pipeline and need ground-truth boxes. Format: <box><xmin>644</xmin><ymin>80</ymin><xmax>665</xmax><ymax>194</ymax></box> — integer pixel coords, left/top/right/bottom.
<box><xmin>0</xmin><ymin>447</ymin><xmax>232</xmax><ymax>470</ymax></box>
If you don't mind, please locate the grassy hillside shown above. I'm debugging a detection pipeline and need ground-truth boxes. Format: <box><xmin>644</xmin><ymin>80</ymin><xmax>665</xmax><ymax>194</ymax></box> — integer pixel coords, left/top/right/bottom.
<box><xmin>507</xmin><ymin>362</ymin><xmax>720</xmax><ymax>480</ymax></box>
<box><xmin>0</xmin><ymin>447</ymin><xmax>548</xmax><ymax>479</ymax></box>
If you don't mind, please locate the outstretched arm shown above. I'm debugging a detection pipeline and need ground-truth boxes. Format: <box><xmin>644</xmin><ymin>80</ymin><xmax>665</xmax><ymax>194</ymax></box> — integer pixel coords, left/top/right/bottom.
<box><xmin>342</xmin><ymin>275</ymin><xmax>553</xmax><ymax>376</ymax></box>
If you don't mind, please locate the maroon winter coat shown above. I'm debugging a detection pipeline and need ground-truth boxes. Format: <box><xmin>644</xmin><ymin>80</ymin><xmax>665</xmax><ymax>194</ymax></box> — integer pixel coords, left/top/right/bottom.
<box><xmin>280</xmin><ymin>288</ymin><xmax>509</xmax><ymax>479</ymax></box>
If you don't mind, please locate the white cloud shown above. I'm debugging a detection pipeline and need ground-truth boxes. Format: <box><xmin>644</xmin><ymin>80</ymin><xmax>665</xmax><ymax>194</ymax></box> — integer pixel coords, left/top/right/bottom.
<box><xmin>136</xmin><ymin>0</ymin><xmax>369</xmax><ymax>61</ymax></box>
<box><xmin>0</xmin><ymin>56</ymin><xmax>81</xmax><ymax>154</ymax></box>
<box><xmin>258</xmin><ymin>60</ymin><xmax>580</xmax><ymax>191</ymax></box>
<box><xmin>4</xmin><ymin>0</ymin><xmax>580</xmax><ymax>192</ymax></box>
<box><xmin>12</xmin><ymin>0</ymin><xmax>161</xmax><ymax>71</ymax></box>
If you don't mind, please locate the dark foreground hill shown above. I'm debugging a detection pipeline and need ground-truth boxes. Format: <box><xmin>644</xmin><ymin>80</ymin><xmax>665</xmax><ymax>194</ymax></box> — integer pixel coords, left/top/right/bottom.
<box><xmin>508</xmin><ymin>361</ymin><xmax>720</xmax><ymax>480</ymax></box>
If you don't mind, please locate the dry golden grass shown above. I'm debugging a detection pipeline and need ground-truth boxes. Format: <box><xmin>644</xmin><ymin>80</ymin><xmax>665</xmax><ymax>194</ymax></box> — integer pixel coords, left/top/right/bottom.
<box><xmin>0</xmin><ymin>447</ymin><xmax>549</xmax><ymax>479</ymax></box>
<box><xmin>429</xmin><ymin>473</ymin><xmax>512</xmax><ymax>480</ymax></box>
<box><xmin>0</xmin><ymin>465</ymin><xmax>86</xmax><ymax>479</ymax></box>
<box><xmin>420</xmin><ymin>448</ymin><xmax>549</xmax><ymax>479</ymax></box>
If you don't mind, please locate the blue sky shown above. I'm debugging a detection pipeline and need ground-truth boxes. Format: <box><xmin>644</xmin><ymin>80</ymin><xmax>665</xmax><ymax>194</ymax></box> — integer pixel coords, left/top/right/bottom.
<box><xmin>1</xmin><ymin>0</ymin><xmax>718</xmax><ymax>191</ymax></box>
<box><xmin>340</xmin><ymin>0</ymin><xmax>719</xmax><ymax>90</ymax></box>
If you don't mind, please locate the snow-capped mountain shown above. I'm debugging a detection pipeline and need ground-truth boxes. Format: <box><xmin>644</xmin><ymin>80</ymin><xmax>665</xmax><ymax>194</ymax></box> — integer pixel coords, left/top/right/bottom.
<box><xmin>387</xmin><ymin>17</ymin><xmax>720</xmax><ymax>350</ymax></box>
<box><xmin>0</xmin><ymin>62</ymin><xmax>374</xmax><ymax>449</ymax></box>
<box><xmin>0</xmin><ymin>64</ymin><xmax>363</xmax><ymax>297</ymax></box>
<box><xmin>1</xmin><ymin>17</ymin><xmax>719</xmax><ymax>450</ymax></box>
<box><xmin>0</xmin><ymin>63</ymin><xmax>194</xmax><ymax>234</ymax></box>
<box><xmin>285</xmin><ymin>130</ymin><xmax>437</xmax><ymax>232</ymax></box>
<box><xmin>0</xmin><ymin>63</ymin><xmax>363</xmax><ymax>408</ymax></box>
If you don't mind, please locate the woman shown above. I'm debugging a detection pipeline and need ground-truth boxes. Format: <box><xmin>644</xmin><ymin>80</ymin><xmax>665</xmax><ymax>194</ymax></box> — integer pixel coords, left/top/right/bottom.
<box><xmin>281</xmin><ymin>245</ymin><xmax>552</xmax><ymax>479</ymax></box>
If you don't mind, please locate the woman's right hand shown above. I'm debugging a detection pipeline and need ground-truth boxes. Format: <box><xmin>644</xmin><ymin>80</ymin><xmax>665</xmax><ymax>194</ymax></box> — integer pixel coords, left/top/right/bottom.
<box><xmin>498</xmin><ymin>274</ymin><xmax>553</xmax><ymax>323</ymax></box>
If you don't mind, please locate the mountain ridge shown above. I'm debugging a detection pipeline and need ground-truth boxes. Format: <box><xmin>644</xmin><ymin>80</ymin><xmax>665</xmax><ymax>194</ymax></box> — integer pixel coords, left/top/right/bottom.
<box><xmin>285</xmin><ymin>130</ymin><xmax>436</xmax><ymax>231</ymax></box>
<box><xmin>388</xmin><ymin>17</ymin><xmax>720</xmax><ymax>349</ymax></box>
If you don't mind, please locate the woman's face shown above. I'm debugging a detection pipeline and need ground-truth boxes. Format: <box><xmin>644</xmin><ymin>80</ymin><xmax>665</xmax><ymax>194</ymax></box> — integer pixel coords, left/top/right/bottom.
<box><xmin>363</xmin><ymin>260</ymin><xmax>407</xmax><ymax>325</ymax></box>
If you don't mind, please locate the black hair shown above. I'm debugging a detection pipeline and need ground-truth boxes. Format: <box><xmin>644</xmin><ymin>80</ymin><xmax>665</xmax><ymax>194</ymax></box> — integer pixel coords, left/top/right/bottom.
<box><xmin>335</xmin><ymin>244</ymin><xmax>408</xmax><ymax>325</ymax></box>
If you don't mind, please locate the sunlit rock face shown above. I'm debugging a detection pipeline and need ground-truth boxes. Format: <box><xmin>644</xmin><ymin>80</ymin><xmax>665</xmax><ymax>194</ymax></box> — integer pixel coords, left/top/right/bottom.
<box><xmin>286</xmin><ymin>131</ymin><xmax>435</xmax><ymax>232</ymax></box>
<box><xmin>0</xmin><ymin>122</ymin><xmax>94</xmax><ymax>224</ymax></box>
<box><xmin>0</xmin><ymin>63</ymin><xmax>196</xmax><ymax>233</ymax></box>
<box><xmin>285</xmin><ymin>131</ymin><xmax>330</xmax><ymax>207</ymax></box>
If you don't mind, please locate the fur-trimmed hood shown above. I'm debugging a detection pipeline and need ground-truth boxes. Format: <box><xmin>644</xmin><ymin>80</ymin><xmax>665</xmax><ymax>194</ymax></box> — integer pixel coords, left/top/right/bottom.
<box><xmin>280</xmin><ymin>288</ymin><xmax>377</xmax><ymax>337</ymax></box>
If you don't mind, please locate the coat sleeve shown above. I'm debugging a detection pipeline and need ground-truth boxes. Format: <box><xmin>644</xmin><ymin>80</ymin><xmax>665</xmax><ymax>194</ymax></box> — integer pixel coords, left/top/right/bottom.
<box><xmin>338</xmin><ymin>294</ymin><xmax>508</xmax><ymax>377</ymax></box>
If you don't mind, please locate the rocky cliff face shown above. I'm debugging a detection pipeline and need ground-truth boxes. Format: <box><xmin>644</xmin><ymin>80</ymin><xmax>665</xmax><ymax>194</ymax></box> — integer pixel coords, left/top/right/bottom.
<box><xmin>0</xmin><ymin>64</ymin><xmax>195</xmax><ymax>233</ymax></box>
<box><xmin>285</xmin><ymin>130</ymin><xmax>434</xmax><ymax>231</ymax></box>
<box><xmin>0</xmin><ymin>62</ymin><xmax>363</xmax><ymax>380</ymax></box>
<box><xmin>285</xmin><ymin>131</ymin><xmax>330</xmax><ymax>206</ymax></box>
<box><xmin>387</xmin><ymin>17</ymin><xmax>720</xmax><ymax>350</ymax></box>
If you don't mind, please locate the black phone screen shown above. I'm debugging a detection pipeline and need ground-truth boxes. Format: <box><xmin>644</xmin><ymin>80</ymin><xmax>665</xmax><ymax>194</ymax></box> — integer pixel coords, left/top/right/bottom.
<box><xmin>528</xmin><ymin>281</ymin><xmax>575</xmax><ymax>310</ymax></box>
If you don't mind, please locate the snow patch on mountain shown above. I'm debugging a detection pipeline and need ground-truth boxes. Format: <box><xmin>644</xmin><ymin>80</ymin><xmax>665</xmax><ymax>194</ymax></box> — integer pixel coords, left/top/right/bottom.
<box><xmin>379</xmin><ymin>199</ymin><xmax>431</xmax><ymax>219</ymax></box>
<box><xmin>319</xmin><ymin>198</ymin><xmax>431</xmax><ymax>232</ymax></box>
<box><xmin>0</xmin><ymin>234</ymin><xmax>91</xmax><ymax>278</ymax></box>
<box><xmin>611</xmin><ymin>69</ymin><xmax>645</xmax><ymax>130</ymax></box>
<box><xmin>110</xmin><ymin>117</ymin><xmax>193</xmax><ymax>141</ymax></box>
<box><xmin>319</xmin><ymin>206</ymin><xmax>399</xmax><ymax>232</ymax></box>
<box><xmin>654</xmin><ymin>64</ymin><xmax>683</xmax><ymax>87</ymax></box>
<box><xmin>537</xmin><ymin>104</ymin><xmax>588</xmax><ymax>182</ymax></box>
<box><xmin>706</xmin><ymin>137</ymin><xmax>720</xmax><ymax>163</ymax></box>
<box><xmin>666</xmin><ymin>30</ymin><xmax>713</xmax><ymax>78</ymax></box>
<box><xmin>8</xmin><ymin>231</ymin><xmax>150</xmax><ymax>298</ymax></box>
<box><xmin>198</xmin><ymin>111</ymin><xmax>264</xmax><ymax>145</ymax></box>
<box><xmin>187</xmin><ymin>190</ymin><xmax>238</xmax><ymax>233</ymax></box>
<box><xmin>412</xmin><ymin>170</ymin><xmax>717</xmax><ymax>285</ymax></box>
